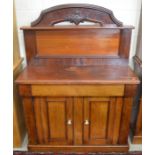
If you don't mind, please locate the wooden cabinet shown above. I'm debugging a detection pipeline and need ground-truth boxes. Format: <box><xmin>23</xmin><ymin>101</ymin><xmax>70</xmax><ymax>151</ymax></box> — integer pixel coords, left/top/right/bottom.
<box><xmin>16</xmin><ymin>4</ymin><xmax>140</xmax><ymax>153</ymax></box>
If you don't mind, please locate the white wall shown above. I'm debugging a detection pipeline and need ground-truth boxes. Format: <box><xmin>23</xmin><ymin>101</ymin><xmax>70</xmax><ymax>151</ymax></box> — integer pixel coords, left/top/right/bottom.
<box><xmin>14</xmin><ymin>0</ymin><xmax>142</xmax><ymax>64</ymax></box>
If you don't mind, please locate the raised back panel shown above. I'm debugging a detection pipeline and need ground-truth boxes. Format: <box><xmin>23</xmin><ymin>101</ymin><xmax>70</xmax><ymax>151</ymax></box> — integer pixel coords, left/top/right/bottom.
<box><xmin>22</xmin><ymin>4</ymin><xmax>133</xmax><ymax>63</ymax></box>
<box><xmin>36</xmin><ymin>29</ymin><xmax>120</xmax><ymax>57</ymax></box>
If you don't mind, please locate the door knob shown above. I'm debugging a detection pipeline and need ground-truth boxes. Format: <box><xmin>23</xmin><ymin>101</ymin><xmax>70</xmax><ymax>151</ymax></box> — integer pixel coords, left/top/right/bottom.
<box><xmin>67</xmin><ymin>119</ymin><xmax>72</xmax><ymax>125</ymax></box>
<box><xmin>84</xmin><ymin>120</ymin><xmax>89</xmax><ymax>125</ymax></box>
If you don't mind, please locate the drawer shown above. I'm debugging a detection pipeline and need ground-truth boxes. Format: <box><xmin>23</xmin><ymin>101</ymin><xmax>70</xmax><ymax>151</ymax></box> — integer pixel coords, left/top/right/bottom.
<box><xmin>31</xmin><ymin>85</ymin><xmax>124</xmax><ymax>96</ymax></box>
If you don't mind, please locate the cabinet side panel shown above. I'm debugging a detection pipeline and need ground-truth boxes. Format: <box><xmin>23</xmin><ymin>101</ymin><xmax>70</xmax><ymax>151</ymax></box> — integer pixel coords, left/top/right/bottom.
<box><xmin>135</xmin><ymin>99</ymin><xmax>142</xmax><ymax>136</ymax></box>
<box><xmin>118</xmin><ymin>97</ymin><xmax>133</xmax><ymax>144</ymax></box>
<box><xmin>22</xmin><ymin>97</ymin><xmax>37</xmax><ymax>144</ymax></box>
<box><xmin>119</xmin><ymin>29</ymin><xmax>132</xmax><ymax>58</ymax></box>
<box><xmin>24</xmin><ymin>31</ymin><xmax>37</xmax><ymax>64</ymax></box>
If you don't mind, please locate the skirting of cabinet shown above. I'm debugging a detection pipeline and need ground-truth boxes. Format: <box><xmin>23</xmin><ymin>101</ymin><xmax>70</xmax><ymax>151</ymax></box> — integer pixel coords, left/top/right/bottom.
<box><xmin>28</xmin><ymin>145</ymin><xmax>129</xmax><ymax>152</ymax></box>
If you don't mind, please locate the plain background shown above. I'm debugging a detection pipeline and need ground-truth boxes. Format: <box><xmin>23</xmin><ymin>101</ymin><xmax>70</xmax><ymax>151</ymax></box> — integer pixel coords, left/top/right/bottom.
<box><xmin>0</xmin><ymin>0</ymin><xmax>154</xmax><ymax>155</ymax></box>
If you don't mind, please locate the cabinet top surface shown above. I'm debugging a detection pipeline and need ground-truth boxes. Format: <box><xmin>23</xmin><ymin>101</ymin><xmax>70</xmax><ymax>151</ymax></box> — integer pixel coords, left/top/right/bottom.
<box><xmin>16</xmin><ymin>58</ymin><xmax>139</xmax><ymax>85</ymax></box>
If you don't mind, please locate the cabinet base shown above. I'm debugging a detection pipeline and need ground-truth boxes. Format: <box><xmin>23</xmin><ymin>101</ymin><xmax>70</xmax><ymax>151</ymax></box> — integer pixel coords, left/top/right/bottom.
<box><xmin>28</xmin><ymin>145</ymin><xmax>129</xmax><ymax>153</ymax></box>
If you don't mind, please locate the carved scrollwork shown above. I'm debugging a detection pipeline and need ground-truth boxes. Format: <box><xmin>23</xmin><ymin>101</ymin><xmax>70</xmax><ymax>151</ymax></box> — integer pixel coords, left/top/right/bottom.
<box><xmin>31</xmin><ymin>4</ymin><xmax>123</xmax><ymax>27</ymax></box>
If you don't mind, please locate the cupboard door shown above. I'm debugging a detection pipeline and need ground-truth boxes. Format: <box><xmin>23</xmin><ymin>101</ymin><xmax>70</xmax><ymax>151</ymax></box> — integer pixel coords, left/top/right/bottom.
<box><xmin>34</xmin><ymin>97</ymin><xmax>73</xmax><ymax>145</ymax></box>
<box><xmin>83</xmin><ymin>97</ymin><xmax>123</xmax><ymax>145</ymax></box>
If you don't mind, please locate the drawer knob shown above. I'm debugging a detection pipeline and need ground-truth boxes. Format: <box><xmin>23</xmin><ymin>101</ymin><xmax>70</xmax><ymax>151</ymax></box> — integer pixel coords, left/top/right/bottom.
<box><xmin>67</xmin><ymin>120</ymin><xmax>72</xmax><ymax>125</ymax></box>
<box><xmin>84</xmin><ymin>120</ymin><xmax>89</xmax><ymax>125</ymax></box>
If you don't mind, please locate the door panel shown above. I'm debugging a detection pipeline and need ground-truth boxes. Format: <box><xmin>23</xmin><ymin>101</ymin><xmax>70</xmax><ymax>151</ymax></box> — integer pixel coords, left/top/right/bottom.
<box><xmin>48</xmin><ymin>101</ymin><xmax>66</xmax><ymax>139</ymax></box>
<box><xmin>90</xmin><ymin>100</ymin><xmax>108</xmax><ymax>139</ymax></box>
<box><xmin>83</xmin><ymin>97</ymin><xmax>122</xmax><ymax>145</ymax></box>
<box><xmin>34</xmin><ymin>97</ymin><xmax>73</xmax><ymax>145</ymax></box>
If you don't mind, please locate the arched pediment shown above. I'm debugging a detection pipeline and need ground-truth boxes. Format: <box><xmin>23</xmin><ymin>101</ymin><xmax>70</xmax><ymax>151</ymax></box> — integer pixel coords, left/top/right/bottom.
<box><xmin>31</xmin><ymin>4</ymin><xmax>123</xmax><ymax>27</ymax></box>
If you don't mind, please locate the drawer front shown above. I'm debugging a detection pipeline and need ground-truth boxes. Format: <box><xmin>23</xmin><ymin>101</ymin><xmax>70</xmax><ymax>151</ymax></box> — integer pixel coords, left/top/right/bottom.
<box><xmin>31</xmin><ymin>85</ymin><xmax>124</xmax><ymax>96</ymax></box>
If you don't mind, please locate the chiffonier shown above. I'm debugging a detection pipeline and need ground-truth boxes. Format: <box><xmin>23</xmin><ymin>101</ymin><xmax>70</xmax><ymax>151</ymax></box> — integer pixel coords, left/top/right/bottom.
<box><xmin>16</xmin><ymin>4</ymin><xmax>140</xmax><ymax>152</ymax></box>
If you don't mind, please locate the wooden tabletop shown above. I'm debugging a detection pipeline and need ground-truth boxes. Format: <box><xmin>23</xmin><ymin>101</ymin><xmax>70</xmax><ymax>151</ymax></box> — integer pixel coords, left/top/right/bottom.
<box><xmin>16</xmin><ymin>58</ymin><xmax>140</xmax><ymax>85</ymax></box>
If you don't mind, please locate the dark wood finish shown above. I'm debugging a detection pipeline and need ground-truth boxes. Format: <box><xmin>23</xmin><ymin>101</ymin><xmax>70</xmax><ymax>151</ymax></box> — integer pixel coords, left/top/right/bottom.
<box><xmin>16</xmin><ymin>4</ymin><xmax>139</xmax><ymax>152</ymax></box>
<box><xmin>21</xmin><ymin>25</ymin><xmax>134</xmax><ymax>30</ymax></box>
<box><xmin>118</xmin><ymin>98</ymin><xmax>133</xmax><ymax>144</ymax></box>
<box><xmin>130</xmin><ymin>56</ymin><xmax>142</xmax><ymax>144</ymax></box>
<box><xmin>132</xmin><ymin>98</ymin><xmax>142</xmax><ymax>144</ymax></box>
<box><xmin>22</xmin><ymin>97</ymin><xmax>37</xmax><ymax>144</ymax></box>
<box><xmin>112</xmin><ymin>97</ymin><xmax>123</xmax><ymax>144</ymax></box>
<box><xmin>124</xmin><ymin>85</ymin><xmax>138</xmax><ymax>97</ymax></box>
<box><xmin>22</xmin><ymin>27</ymin><xmax>133</xmax><ymax>61</ymax></box>
<box><xmin>28</xmin><ymin>145</ymin><xmax>129</xmax><ymax>152</ymax></box>
<box><xmin>21</xmin><ymin>4</ymin><xmax>134</xmax><ymax>62</ymax></box>
<box><xmin>31</xmin><ymin>4</ymin><xmax>123</xmax><ymax>27</ymax></box>
<box><xmin>119</xmin><ymin>29</ymin><xmax>132</xmax><ymax>58</ymax></box>
<box><xmin>19</xmin><ymin>85</ymin><xmax>31</xmax><ymax>96</ymax></box>
<box><xmin>23</xmin><ymin>31</ymin><xmax>37</xmax><ymax>64</ymax></box>
<box><xmin>16</xmin><ymin>59</ymin><xmax>139</xmax><ymax>85</ymax></box>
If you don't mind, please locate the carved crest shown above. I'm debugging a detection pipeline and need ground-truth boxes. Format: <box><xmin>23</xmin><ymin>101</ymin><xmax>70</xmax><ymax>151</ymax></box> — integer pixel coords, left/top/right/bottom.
<box><xmin>31</xmin><ymin>4</ymin><xmax>123</xmax><ymax>27</ymax></box>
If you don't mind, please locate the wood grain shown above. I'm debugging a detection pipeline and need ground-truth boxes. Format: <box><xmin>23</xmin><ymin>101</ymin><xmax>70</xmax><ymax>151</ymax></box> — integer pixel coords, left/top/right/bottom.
<box><xmin>36</xmin><ymin>29</ymin><xmax>120</xmax><ymax>57</ymax></box>
<box><xmin>31</xmin><ymin>85</ymin><xmax>124</xmax><ymax>96</ymax></box>
<box><xmin>118</xmin><ymin>98</ymin><xmax>133</xmax><ymax>144</ymax></box>
<box><xmin>19</xmin><ymin>85</ymin><xmax>31</xmax><ymax>96</ymax></box>
<box><xmin>28</xmin><ymin>144</ymin><xmax>129</xmax><ymax>152</ymax></box>
<box><xmin>34</xmin><ymin>98</ymin><xmax>44</xmax><ymax>144</ymax></box>
<box><xmin>24</xmin><ymin>31</ymin><xmax>37</xmax><ymax>64</ymax></box>
<box><xmin>33</xmin><ymin>97</ymin><xmax>74</xmax><ymax>145</ymax></box>
<box><xmin>22</xmin><ymin>97</ymin><xmax>37</xmax><ymax>144</ymax></box>
<box><xmin>132</xmin><ymin>98</ymin><xmax>142</xmax><ymax>144</ymax></box>
<box><xmin>16</xmin><ymin>59</ymin><xmax>139</xmax><ymax>85</ymax></box>
<box><xmin>130</xmin><ymin>55</ymin><xmax>142</xmax><ymax>144</ymax></box>
<box><xmin>73</xmin><ymin>97</ymin><xmax>83</xmax><ymax>145</ymax></box>
<box><xmin>119</xmin><ymin>29</ymin><xmax>132</xmax><ymax>58</ymax></box>
<box><xmin>124</xmin><ymin>85</ymin><xmax>138</xmax><ymax>97</ymax></box>
<box><xmin>112</xmin><ymin>97</ymin><xmax>123</xmax><ymax>144</ymax></box>
<box><xmin>84</xmin><ymin>97</ymin><xmax>113</xmax><ymax>145</ymax></box>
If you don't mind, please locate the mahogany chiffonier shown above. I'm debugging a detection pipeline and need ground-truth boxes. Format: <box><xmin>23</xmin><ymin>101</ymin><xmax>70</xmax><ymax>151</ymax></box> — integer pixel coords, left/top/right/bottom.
<box><xmin>16</xmin><ymin>4</ymin><xmax>140</xmax><ymax>152</ymax></box>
